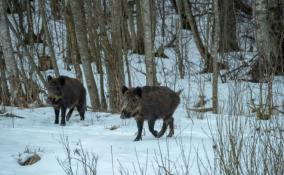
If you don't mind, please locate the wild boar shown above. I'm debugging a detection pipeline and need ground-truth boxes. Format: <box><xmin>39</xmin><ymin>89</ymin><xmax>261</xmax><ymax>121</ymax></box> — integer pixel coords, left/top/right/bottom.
<box><xmin>120</xmin><ymin>85</ymin><xmax>182</xmax><ymax>141</ymax></box>
<box><xmin>46</xmin><ymin>75</ymin><xmax>86</xmax><ymax>126</ymax></box>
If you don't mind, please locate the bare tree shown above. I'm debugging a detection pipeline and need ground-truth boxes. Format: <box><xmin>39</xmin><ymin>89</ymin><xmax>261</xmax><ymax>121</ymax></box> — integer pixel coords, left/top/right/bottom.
<box><xmin>217</xmin><ymin>0</ymin><xmax>239</xmax><ymax>52</ymax></box>
<box><xmin>69</xmin><ymin>0</ymin><xmax>100</xmax><ymax>110</ymax></box>
<box><xmin>39</xmin><ymin>0</ymin><xmax>60</xmax><ymax>77</ymax></box>
<box><xmin>0</xmin><ymin>0</ymin><xmax>21</xmax><ymax>105</ymax></box>
<box><xmin>141</xmin><ymin>0</ymin><xmax>157</xmax><ymax>86</ymax></box>
<box><xmin>0</xmin><ymin>50</ymin><xmax>9</xmax><ymax>105</ymax></box>
<box><xmin>212</xmin><ymin>0</ymin><xmax>220</xmax><ymax>113</ymax></box>
<box><xmin>85</xmin><ymin>0</ymin><xmax>107</xmax><ymax>111</ymax></box>
<box><xmin>181</xmin><ymin>0</ymin><xmax>215</xmax><ymax>73</ymax></box>
<box><xmin>63</xmin><ymin>3</ymin><xmax>83</xmax><ymax>82</ymax></box>
<box><xmin>134</xmin><ymin>0</ymin><xmax>145</xmax><ymax>54</ymax></box>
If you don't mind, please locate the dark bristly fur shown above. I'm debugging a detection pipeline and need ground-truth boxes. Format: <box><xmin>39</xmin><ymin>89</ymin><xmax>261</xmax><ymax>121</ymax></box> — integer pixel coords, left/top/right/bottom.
<box><xmin>46</xmin><ymin>75</ymin><xmax>86</xmax><ymax>126</ymax></box>
<box><xmin>120</xmin><ymin>85</ymin><xmax>182</xmax><ymax>141</ymax></box>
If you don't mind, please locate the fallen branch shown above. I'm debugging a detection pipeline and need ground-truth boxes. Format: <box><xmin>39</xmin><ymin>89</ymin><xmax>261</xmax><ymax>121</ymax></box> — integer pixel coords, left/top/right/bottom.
<box><xmin>0</xmin><ymin>112</ymin><xmax>25</xmax><ymax>118</ymax></box>
<box><xmin>188</xmin><ymin>107</ymin><xmax>213</xmax><ymax>113</ymax></box>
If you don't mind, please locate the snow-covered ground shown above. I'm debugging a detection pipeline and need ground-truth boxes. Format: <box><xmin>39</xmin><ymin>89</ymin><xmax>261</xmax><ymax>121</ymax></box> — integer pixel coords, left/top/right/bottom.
<box><xmin>1</xmin><ymin>73</ymin><xmax>283</xmax><ymax>174</ymax></box>
<box><xmin>0</xmin><ymin>105</ymin><xmax>217</xmax><ymax>175</ymax></box>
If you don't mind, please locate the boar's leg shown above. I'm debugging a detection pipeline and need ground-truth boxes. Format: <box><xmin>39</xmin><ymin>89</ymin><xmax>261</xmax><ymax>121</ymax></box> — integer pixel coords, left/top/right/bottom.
<box><xmin>167</xmin><ymin>117</ymin><xmax>174</xmax><ymax>137</ymax></box>
<box><xmin>134</xmin><ymin>119</ymin><xmax>144</xmax><ymax>141</ymax></box>
<box><xmin>157</xmin><ymin>121</ymin><xmax>167</xmax><ymax>138</ymax></box>
<box><xmin>148</xmin><ymin>119</ymin><xmax>158</xmax><ymax>137</ymax></box>
<box><xmin>54</xmin><ymin>107</ymin><xmax>60</xmax><ymax>124</ymax></box>
<box><xmin>60</xmin><ymin>106</ymin><xmax>67</xmax><ymax>126</ymax></box>
<box><xmin>66</xmin><ymin>106</ymin><xmax>75</xmax><ymax>121</ymax></box>
<box><xmin>76</xmin><ymin>105</ymin><xmax>85</xmax><ymax>120</ymax></box>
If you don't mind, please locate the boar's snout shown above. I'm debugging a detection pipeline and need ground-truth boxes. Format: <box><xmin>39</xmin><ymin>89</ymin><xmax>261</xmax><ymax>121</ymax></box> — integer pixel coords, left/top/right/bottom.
<box><xmin>120</xmin><ymin>109</ymin><xmax>131</xmax><ymax>119</ymax></box>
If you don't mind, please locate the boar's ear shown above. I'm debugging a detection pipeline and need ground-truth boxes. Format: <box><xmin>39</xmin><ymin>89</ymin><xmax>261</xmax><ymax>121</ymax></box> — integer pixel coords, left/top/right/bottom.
<box><xmin>47</xmin><ymin>75</ymin><xmax>52</xmax><ymax>81</ymax></box>
<box><xmin>134</xmin><ymin>87</ymin><xmax>142</xmax><ymax>98</ymax></box>
<box><xmin>58</xmin><ymin>76</ymin><xmax>65</xmax><ymax>86</ymax></box>
<box><xmin>122</xmin><ymin>85</ymin><xmax>128</xmax><ymax>94</ymax></box>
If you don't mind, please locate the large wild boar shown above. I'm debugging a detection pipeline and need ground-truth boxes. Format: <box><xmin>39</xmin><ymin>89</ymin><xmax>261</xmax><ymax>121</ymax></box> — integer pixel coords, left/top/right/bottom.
<box><xmin>120</xmin><ymin>85</ymin><xmax>182</xmax><ymax>141</ymax></box>
<box><xmin>46</xmin><ymin>75</ymin><xmax>86</xmax><ymax>126</ymax></box>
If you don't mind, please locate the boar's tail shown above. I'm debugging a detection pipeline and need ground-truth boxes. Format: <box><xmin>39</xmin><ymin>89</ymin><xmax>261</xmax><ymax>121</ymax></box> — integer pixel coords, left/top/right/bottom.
<box><xmin>176</xmin><ymin>89</ymin><xmax>183</xmax><ymax>95</ymax></box>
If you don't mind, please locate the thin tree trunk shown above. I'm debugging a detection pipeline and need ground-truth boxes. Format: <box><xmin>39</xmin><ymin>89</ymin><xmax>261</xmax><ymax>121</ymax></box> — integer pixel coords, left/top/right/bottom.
<box><xmin>39</xmin><ymin>0</ymin><xmax>60</xmax><ymax>77</ymax></box>
<box><xmin>142</xmin><ymin>0</ymin><xmax>157</xmax><ymax>86</ymax></box>
<box><xmin>182</xmin><ymin>0</ymin><xmax>214</xmax><ymax>73</ymax></box>
<box><xmin>171</xmin><ymin>0</ymin><xmax>191</xmax><ymax>30</ymax></box>
<box><xmin>135</xmin><ymin>0</ymin><xmax>145</xmax><ymax>54</ymax></box>
<box><xmin>176</xmin><ymin>20</ymin><xmax>185</xmax><ymax>79</ymax></box>
<box><xmin>85</xmin><ymin>0</ymin><xmax>107</xmax><ymax>111</ymax></box>
<box><xmin>0</xmin><ymin>51</ymin><xmax>10</xmax><ymax>105</ymax></box>
<box><xmin>26</xmin><ymin>1</ymin><xmax>34</xmax><ymax>43</ymax></box>
<box><xmin>50</xmin><ymin>0</ymin><xmax>61</xmax><ymax>20</ymax></box>
<box><xmin>93</xmin><ymin>0</ymin><xmax>113</xmax><ymax>111</ymax></box>
<box><xmin>7</xmin><ymin>18</ymin><xmax>46</xmax><ymax>87</ymax></box>
<box><xmin>218</xmin><ymin>0</ymin><xmax>239</xmax><ymax>52</ymax></box>
<box><xmin>63</xmin><ymin>4</ymin><xmax>82</xmax><ymax>82</ymax></box>
<box><xmin>121</xmin><ymin>0</ymin><xmax>131</xmax><ymax>50</ymax></box>
<box><xmin>108</xmin><ymin>0</ymin><xmax>125</xmax><ymax>112</ymax></box>
<box><xmin>126</xmin><ymin>1</ymin><xmax>137</xmax><ymax>52</ymax></box>
<box><xmin>69</xmin><ymin>0</ymin><xmax>100</xmax><ymax>110</ymax></box>
<box><xmin>0</xmin><ymin>0</ymin><xmax>20</xmax><ymax>105</ymax></box>
<box><xmin>212</xmin><ymin>0</ymin><xmax>220</xmax><ymax>113</ymax></box>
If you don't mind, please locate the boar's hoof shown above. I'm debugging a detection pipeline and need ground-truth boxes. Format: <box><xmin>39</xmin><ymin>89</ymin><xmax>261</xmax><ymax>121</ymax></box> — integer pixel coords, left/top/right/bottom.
<box><xmin>153</xmin><ymin>131</ymin><xmax>158</xmax><ymax>137</ymax></box>
<box><xmin>54</xmin><ymin>121</ymin><xmax>59</xmax><ymax>124</ymax></box>
<box><xmin>60</xmin><ymin>123</ymin><xmax>66</xmax><ymax>126</ymax></box>
<box><xmin>167</xmin><ymin>131</ymin><xmax>174</xmax><ymax>137</ymax></box>
<box><xmin>156</xmin><ymin>133</ymin><xmax>164</xmax><ymax>138</ymax></box>
<box><xmin>134</xmin><ymin>137</ymin><xmax>142</xmax><ymax>141</ymax></box>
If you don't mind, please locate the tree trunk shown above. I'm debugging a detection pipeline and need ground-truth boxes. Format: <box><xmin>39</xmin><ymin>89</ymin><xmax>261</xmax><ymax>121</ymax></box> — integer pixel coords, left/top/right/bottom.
<box><xmin>142</xmin><ymin>0</ymin><xmax>157</xmax><ymax>86</ymax></box>
<box><xmin>63</xmin><ymin>4</ymin><xmax>82</xmax><ymax>82</ymax></box>
<box><xmin>26</xmin><ymin>1</ymin><xmax>34</xmax><ymax>44</ymax></box>
<box><xmin>108</xmin><ymin>0</ymin><xmax>125</xmax><ymax>112</ymax></box>
<box><xmin>39</xmin><ymin>0</ymin><xmax>60</xmax><ymax>77</ymax></box>
<box><xmin>251</xmin><ymin>0</ymin><xmax>284</xmax><ymax>81</ymax></box>
<box><xmin>217</xmin><ymin>0</ymin><xmax>239</xmax><ymax>52</ymax></box>
<box><xmin>7</xmin><ymin>16</ymin><xmax>46</xmax><ymax>87</ymax></box>
<box><xmin>50</xmin><ymin>0</ymin><xmax>61</xmax><ymax>20</ymax></box>
<box><xmin>134</xmin><ymin>0</ymin><xmax>145</xmax><ymax>54</ymax></box>
<box><xmin>171</xmin><ymin>0</ymin><xmax>191</xmax><ymax>30</ymax></box>
<box><xmin>212</xmin><ymin>0</ymin><xmax>220</xmax><ymax>114</ymax></box>
<box><xmin>182</xmin><ymin>0</ymin><xmax>214</xmax><ymax>73</ymax></box>
<box><xmin>93</xmin><ymin>0</ymin><xmax>125</xmax><ymax>112</ymax></box>
<box><xmin>0</xmin><ymin>0</ymin><xmax>20</xmax><ymax>105</ymax></box>
<box><xmin>85</xmin><ymin>0</ymin><xmax>107</xmax><ymax>111</ymax></box>
<box><xmin>0</xmin><ymin>51</ymin><xmax>10</xmax><ymax>105</ymax></box>
<box><xmin>175</xmin><ymin>20</ymin><xmax>185</xmax><ymax>79</ymax></box>
<box><xmin>126</xmin><ymin>1</ymin><xmax>137</xmax><ymax>52</ymax></box>
<box><xmin>121</xmin><ymin>0</ymin><xmax>132</xmax><ymax>50</ymax></box>
<box><xmin>69</xmin><ymin>0</ymin><xmax>100</xmax><ymax>110</ymax></box>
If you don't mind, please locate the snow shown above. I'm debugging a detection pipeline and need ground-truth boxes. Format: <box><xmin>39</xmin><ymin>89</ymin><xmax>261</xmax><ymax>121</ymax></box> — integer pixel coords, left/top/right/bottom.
<box><xmin>0</xmin><ymin>106</ymin><xmax>216</xmax><ymax>175</ymax></box>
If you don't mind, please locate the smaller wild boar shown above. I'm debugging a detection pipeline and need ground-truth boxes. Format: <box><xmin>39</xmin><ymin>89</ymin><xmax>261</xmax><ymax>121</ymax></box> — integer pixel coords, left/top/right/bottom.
<box><xmin>46</xmin><ymin>75</ymin><xmax>86</xmax><ymax>126</ymax></box>
<box><xmin>120</xmin><ymin>85</ymin><xmax>182</xmax><ymax>141</ymax></box>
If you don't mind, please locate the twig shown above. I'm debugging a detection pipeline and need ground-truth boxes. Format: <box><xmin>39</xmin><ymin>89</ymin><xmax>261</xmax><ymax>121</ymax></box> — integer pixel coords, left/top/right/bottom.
<box><xmin>0</xmin><ymin>112</ymin><xmax>25</xmax><ymax>118</ymax></box>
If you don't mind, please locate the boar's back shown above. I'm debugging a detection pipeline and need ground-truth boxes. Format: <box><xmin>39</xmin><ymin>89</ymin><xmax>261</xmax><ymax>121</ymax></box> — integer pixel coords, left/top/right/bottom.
<box><xmin>61</xmin><ymin>76</ymin><xmax>86</xmax><ymax>107</ymax></box>
<box><xmin>140</xmin><ymin>86</ymin><xmax>180</xmax><ymax>119</ymax></box>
